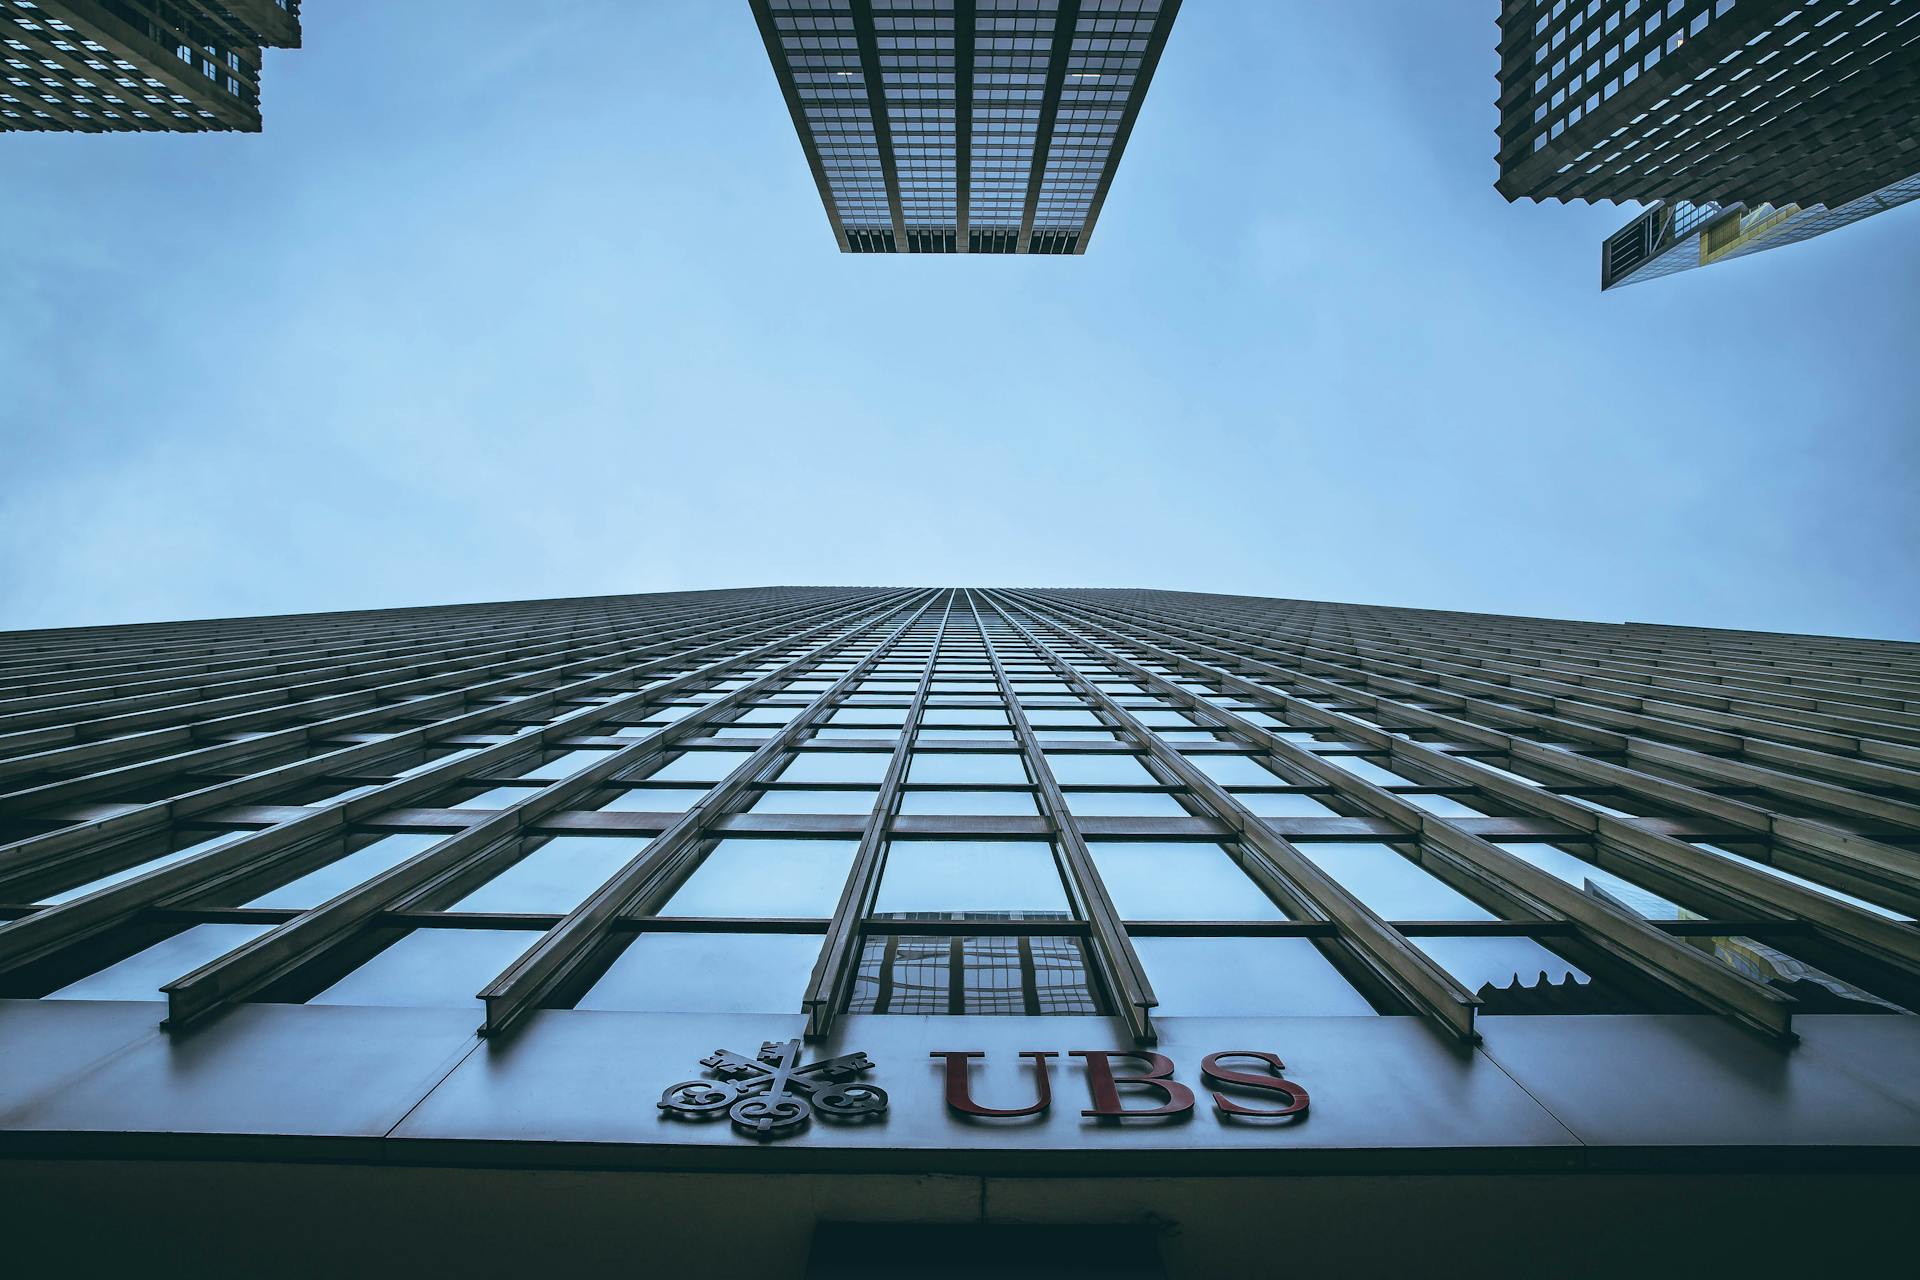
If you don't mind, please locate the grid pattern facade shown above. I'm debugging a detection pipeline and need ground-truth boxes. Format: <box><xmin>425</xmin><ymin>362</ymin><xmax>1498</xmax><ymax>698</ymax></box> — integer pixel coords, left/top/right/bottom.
<box><xmin>1</xmin><ymin>587</ymin><xmax>1916</xmax><ymax>1048</ymax></box>
<box><xmin>1495</xmin><ymin>0</ymin><xmax>1920</xmax><ymax>208</ymax></box>
<box><xmin>749</xmin><ymin>0</ymin><xmax>1180</xmax><ymax>254</ymax></box>
<box><xmin>0</xmin><ymin>0</ymin><xmax>298</xmax><ymax>133</ymax></box>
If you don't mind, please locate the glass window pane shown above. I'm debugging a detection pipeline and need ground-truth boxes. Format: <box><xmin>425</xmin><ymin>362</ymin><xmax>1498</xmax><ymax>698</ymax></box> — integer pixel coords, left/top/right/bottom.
<box><xmin>309</xmin><ymin>929</ymin><xmax>535</xmax><ymax>1007</ymax></box>
<box><xmin>749</xmin><ymin>788</ymin><xmax>878</xmax><ymax>815</ymax></box>
<box><xmin>1300</xmin><ymin>843</ymin><xmax>1495</xmax><ymax>920</ymax></box>
<box><xmin>596</xmin><ymin>786</ymin><xmax>711</xmax><ymax>812</ymax></box>
<box><xmin>1187</xmin><ymin>754</ymin><xmax>1284</xmax><ymax>787</ymax></box>
<box><xmin>39</xmin><ymin>831</ymin><xmax>246</xmax><ymax>906</ymax></box>
<box><xmin>518</xmin><ymin>749</ymin><xmax>613</xmax><ymax>781</ymax></box>
<box><xmin>1400</xmin><ymin>793</ymin><xmax>1487</xmax><ymax>818</ymax></box>
<box><xmin>849</xmin><ymin>933</ymin><xmax>1101</xmax><ymax>1015</ymax></box>
<box><xmin>1061</xmin><ymin>790</ymin><xmax>1189</xmax><ymax>817</ymax></box>
<box><xmin>1045</xmin><ymin>754</ymin><xmax>1156</xmax><ymax>787</ymax></box>
<box><xmin>577</xmin><ymin>932</ymin><xmax>820</xmax><ymax>1014</ymax></box>
<box><xmin>247</xmin><ymin>833</ymin><xmax>440</xmax><ymax>909</ymax></box>
<box><xmin>663</xmin><ymin>839</ymin><xmax>856</xmax><ymax>918</ymax></box>
<box><xmin>1498</xmin><ymin>842</ymin><xmax>1684</xmax><ymax>918</ymax></box>
<box><xmin>1134</xmin><ymin>936</ymin><xmax>1375</xmax><ymax>1016</ymax></box>
<box><xmin>874</xmin><ymin>841</ymin><xmax>1067</xmax><ymax>915</ymax></box>
<box><xmin>778</xmin><ymin>752</ymin><xmax>891</xmax><ymax>785</ymax></box>
<box><xmin>46</xmin><ymin>923</ymin><xmax>274</xmax><ymax>1001</ymax></box>
<box><xmin>451</xmin><ymin>836</ymin><xmax>649</xmax><ymax>914</ymax></box>
<box><xmin>1232</xmin><ymin>791</ymin><xmax>1338</xmax><ymax>818</ymax></box>
<box><xmin>896</xmin><ymin>789</ymin><xmax>1039</xmax><ymax>816</ymax></box>
<box><xmin>908</xmin><ymin>753</ymin><xmax>1030</xmax><ymax>785</ymax></box>
<box><xmin>1088</xmin><ymin>841</ymin><xmax>1284</xmax><ymax>921</ymax></box>
<box><xmin>1416</xmin><ymin>935</ymin><xmax>1590</xmax><ymax>995</ymax></box>
<box><xmin>648</xmin><ymin>750</ymin><xmax>754</xmax><ymax>783</ymax></box>
<box><xmin>1323</xmin><ymin>756</ymin><xmax>1419</xmax><ymax>787</ymax></box>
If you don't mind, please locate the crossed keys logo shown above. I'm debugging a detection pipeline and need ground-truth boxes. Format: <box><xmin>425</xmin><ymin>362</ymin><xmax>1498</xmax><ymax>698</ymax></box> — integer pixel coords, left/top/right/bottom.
<box><xmin>657</xmin><ymin>1038</ymin><xmax>889</xmax><ymax>1139</ymax></box>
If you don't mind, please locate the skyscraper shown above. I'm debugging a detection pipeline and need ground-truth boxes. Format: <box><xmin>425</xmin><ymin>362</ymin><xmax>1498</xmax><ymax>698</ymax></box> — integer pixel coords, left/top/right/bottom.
<box><xmin>749</xmin><ymin>0</ymin><xmax>1181</xmax><ymax>254</ymax></box>
<box><xmin>2</xmin><ymin>587</ymin><xmax>1916</xmax><ymax>1273</ymax></box>
<box><xmin>0</xmin><ymin>0</ymin><xmax>300</xmax><ymax>134</ymax></box>
<box><xmin>1494</xmin><ymin>0</ymin><xmax>1920</xmax><ymax>285</ymax></box>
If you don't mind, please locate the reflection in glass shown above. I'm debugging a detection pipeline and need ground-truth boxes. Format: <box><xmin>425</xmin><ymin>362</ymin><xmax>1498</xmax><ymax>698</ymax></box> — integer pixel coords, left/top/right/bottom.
<box><xmin>849</xmin><ymin>926</ymin><xmax>1101</xmax><ymax>1015</ymax></box>
<box><xmin>1044</xmin><ymin>753</ymin><xmax>1157</xmax><ymax>787</ymax></box>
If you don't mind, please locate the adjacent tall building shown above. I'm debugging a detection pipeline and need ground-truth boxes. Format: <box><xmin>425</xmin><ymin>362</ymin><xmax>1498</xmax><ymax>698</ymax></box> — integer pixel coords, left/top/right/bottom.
<box><xmin>1</xmin><ymin>587</ymin><xmax>1916</xmax><ymax>1274</ymax></box>
<box><xmin>749</xmin><ymin>0</ymin><xmax>1181</xmax><ymax>254</ymax></box>
<box><xmin>0</xmin><ymin>0</ymin><xmax>300</xmax><ymax>133</ymax></box>
<box><xmin>1495</xmin><ymin>0</ymin><xmax>1920</xmax><ymax>287</ymax></box>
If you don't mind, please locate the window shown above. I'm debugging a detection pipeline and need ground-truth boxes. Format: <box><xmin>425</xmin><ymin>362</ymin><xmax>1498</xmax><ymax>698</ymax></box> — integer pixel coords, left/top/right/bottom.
<box><xmin>451</xmin><ymin>836</ymin><xmax>649</xmax><ymax>914</ymax></box>
<box><xmin>907</xmin><ymin>752</ymin><xmax>1029</xmax><ymax>786</ymax></box>
<box><xmin>46</xmin><ymin>924</ymin><xmax>273</xmax><ymax>1001</ymax></box>
<box><xmin>577</xmin><ymin>932</ymin><xmax>821</xmax><ymax>1013</ymax></box>
<box><xmin>248</xmin><ymin>833</ymin><xmax>440</xmax><ymax>909</ymax></box>
<box><xmin>896</xmin><ymin>788</ymin><xmax>1039</xmax><ymax>816</ymax></box>
<box><xmin>662</xmin><ymin>839</ymin><xmax>855</xmax><ymax>918</ymax></box>
<box><xmin>1133</xmin><ymin>936</ymin><xmax>1375</xmax><ymax>1016</ymax></box>
<box><xmin>647</xmin><ymin>750</ymin><xmax>755</xmax><ymax>783</ymax></box>
<box><xmin>849</xmin><ymin>932</ymin><xmax>1103</xmax><ymax>1015</ymax></box>
<box><xmin>778</xmin><ymin>751</ymin><xmax>891</xmax><ymax>785</ymax></box>
<box><xmin>749</xmin><ymin>788</ymin><xmax>878</xmax><ymax>815</ymax></box>
<box><xmin>874</xmin><ymin>840</ymin><xmax>1067</xmax><ymax>914</ymax></box>
<box><xmin>308</xmin><ymin>929</ymin><xmax>535</xmax><ymax>1007</ymax></box>
<box><xmin>1088</xmin><ymin>841</ymin><xmax>1283</xmax><ymax>921</ymax></box>
<box><xmin>1299</xmin><ymin>843</ymin><xmax>1494</xmax><ymax>921</ymax></box>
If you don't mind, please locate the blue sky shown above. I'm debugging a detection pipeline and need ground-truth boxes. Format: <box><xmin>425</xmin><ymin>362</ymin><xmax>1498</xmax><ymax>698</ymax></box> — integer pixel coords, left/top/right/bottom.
<box><xmin>2</xmin><ymin>0</ymin><xmax>1915</xmax><ymax>637</ymax></box>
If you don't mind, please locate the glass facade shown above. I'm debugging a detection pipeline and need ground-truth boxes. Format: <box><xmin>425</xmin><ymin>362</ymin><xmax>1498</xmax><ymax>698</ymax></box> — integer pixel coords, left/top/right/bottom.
<box><xmin>750</xmin><ymin>0</ymin><xmax>1182</xmax><ymax>254</ymax></box>
<box><xmin>0</xmin><ymin>586</ymin><xmax>1914</xmax><ymax>1045</ymax></box>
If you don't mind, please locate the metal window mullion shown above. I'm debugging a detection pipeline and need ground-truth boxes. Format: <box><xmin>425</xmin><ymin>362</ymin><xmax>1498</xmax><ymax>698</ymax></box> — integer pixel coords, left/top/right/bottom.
<box><xmin>1017</xmin><ymin>0</ymin><xmax>1080</xmax><ymax>253</ymax></box>
<box><xmin>0</xmin><ymin>591</ymin><xmax>861</xmax><ymax>897</ymax></box>
<box><xmin>157</xmin><ymin>589</ymin><xmax>928</xmax><ymax>1028</ymax></box>
<box><xmin>1013</xmin><ymin>591</ymin><xmax>1801</xmax><ymax>1041</ymax></box>
<box><xmin>967</xmin><ymin>590</ymin><xmax>1157</xmax><ymax>1042</ymax></box>
<box><xmin>847</xmin><ymin>0</ymin><xmax>910</xmax><ymax>248</ymax></box>
<box><xmin>0</xmin><ymin>589</ymin><xmax>806</xmax><ymax>812</ymax></box>
<box><xmin>1050</xmin><ymin>591</ymin><xmax>1920</xmax><ymax>927</ymax></box>
<box><xmin>954</xmin><ymin>0</ymin><xmax>974</xmax><ymax>250</ymax></box>
<box><xmin>804</xmin><ymin>589</ymin><xmax>957</xmax><ymax>1040</ymax></box>
<box><xmin>982</xmin><ymin>590</ymin><xmax>1481</xmax><ymax>1043</ymax></box>
<box><xmin>0</xmin><ymin>591</ymin><xmax>893</xmax><ymax>981</ymax></box>
<box><xmin>473</xmin><ymin>589</ymin><xmax>944</xmax><ymax>1035</ymax></box>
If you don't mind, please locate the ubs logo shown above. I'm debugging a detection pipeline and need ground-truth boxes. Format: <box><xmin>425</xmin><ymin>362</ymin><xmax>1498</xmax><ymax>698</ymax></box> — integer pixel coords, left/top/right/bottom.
<box><xmin>658</xmin><ymin>1039</ymin><xmax>889</xmax><ymax>1139</ymax></box>
<box><xmin>933</xmin><ymin>1049</ymin><xmax>1310</xmax><ymax>1121</ymax></box>
<box><xmin>660</xmin><ymin>1040</ymin><xmax>1307</xmax><ymax>1141</ymax></box>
